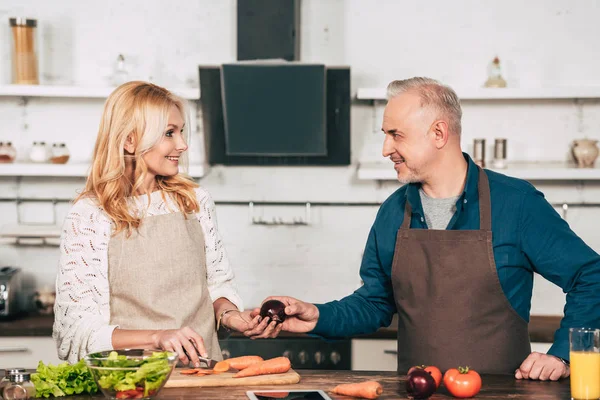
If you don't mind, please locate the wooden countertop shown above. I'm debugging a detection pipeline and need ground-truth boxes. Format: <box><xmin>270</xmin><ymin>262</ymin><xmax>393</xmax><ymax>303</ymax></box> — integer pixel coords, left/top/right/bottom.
<box><xmin>0</xmin><ymin>313</ymin><xmax>561</xmax><ymax>343</ymax></box>
<box><xmin>14</xmin><ymin>370</ymin><xmax>569</xmax><ymax>399</ymax></box>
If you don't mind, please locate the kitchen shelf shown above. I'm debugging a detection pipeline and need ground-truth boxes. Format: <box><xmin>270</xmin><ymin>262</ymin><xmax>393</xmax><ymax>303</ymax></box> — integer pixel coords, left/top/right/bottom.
<box><xmin>356</xmin><ymin>87</ymin><xmax>600</xmax><ymax>101</ymax></box>
<box><xmin>0</xmin><ymin>84</ymin><xmax>200</xmax><ymax>100</ymax></box>
<box><xmin>357</xmin><ymin>161</ymin><xmax>600</xmax><ymax>181</ymax></box>
<box><xmin>0</xmin><ymin>163</ymin><xmax>207</xmax><ymax>178</ymax></box>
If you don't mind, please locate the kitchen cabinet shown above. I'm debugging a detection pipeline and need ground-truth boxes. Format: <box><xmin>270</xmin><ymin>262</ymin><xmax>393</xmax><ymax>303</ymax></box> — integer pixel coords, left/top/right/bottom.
<box><xmin>0</xmin><ymin>337</ymin><xmax>61</xmax><ymax>368</ymax></box>
<box><xmin>351</xmin><ymin>339</ymin><xmax>397</xmax><ymax>371</ymax></box>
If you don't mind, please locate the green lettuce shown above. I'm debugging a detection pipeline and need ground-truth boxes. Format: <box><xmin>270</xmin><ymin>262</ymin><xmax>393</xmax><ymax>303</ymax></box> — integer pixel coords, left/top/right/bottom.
<box><xmin>92</xmin><ymin>351</ymin><xmax>172</xmax><ymax>397</ymax></box>
<box><xmin>31</xmin><ymin>359</ymin><xmax>98</xmax><ymax>398</ymax></box>
<box><xmin>30</xmin><ymin>351</ymin><xmax>172</xmax><ymax>398</ymax></box>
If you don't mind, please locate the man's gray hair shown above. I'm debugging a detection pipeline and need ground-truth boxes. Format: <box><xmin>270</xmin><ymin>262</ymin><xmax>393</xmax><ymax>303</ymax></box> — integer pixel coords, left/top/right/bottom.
<box><xmin>386</xmin><ymin>77</ymin><xmax>462</xmax><ymax>135</ymax></box>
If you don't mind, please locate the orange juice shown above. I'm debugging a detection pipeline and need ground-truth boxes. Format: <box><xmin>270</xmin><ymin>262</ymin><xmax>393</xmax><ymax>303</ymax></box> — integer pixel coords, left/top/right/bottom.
<box><xmin>570</xmin><ymin>351</ymin><xmax>600</xmax><ymax>399</ymax></box>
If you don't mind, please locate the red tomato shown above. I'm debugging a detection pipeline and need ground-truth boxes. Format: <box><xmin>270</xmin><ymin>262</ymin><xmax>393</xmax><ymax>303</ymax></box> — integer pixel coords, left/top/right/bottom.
<box><xmin>424</xmin><ymin>366</ymin><xmax>442</xmax><ymax>388</ymax></box>
<box><xmin>115</xmin><ymin>390</ymin><xmax>143</xmax><ymax>399</ymax></box>
<box><xmin>443</xmin><ymin>367</ymin><xmax>482</xmax><ymax>398</ymax></box>
<box><xmin>406</xmin><ymin>365</ymin><xmax>443</xmax><ymax>389</ymax></box>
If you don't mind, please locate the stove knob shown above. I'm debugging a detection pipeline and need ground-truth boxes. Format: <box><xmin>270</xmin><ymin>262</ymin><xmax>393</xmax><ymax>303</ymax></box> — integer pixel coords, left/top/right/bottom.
<box><xmin>283</xmin><ymin>350</ymin><xmax>294</xmax><ymax>361</ymax></box>
<box><xmin>330</xmin><ymin>351</ymin><xmax>341</xmax><ymax>365</ymax></box>
<box><xmin>298</xmin><ymin>350</ymin><xmax>308</xmax><ymax>365</ymax></box>
<box><xmin>314</xmin><ymin>351</ymin><xmax>324</xmax><ymax>365</ymax></box>
<box><xmin>221</xmin><ymin>349</ymin><xmax>231</xmax><ymax>359</ymax></box>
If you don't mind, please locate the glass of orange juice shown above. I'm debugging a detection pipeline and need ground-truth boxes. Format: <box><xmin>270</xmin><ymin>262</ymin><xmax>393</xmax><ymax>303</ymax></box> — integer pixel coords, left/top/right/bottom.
<box><xmin>570</xmin><ymin>328</ymin><xmax>600</xmax><ymax>400</ymax></box>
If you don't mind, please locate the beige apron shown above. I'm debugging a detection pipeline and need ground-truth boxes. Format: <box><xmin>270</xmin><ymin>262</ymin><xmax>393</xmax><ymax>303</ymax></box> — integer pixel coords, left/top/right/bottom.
<box><xmin>391</xmin><ymin>168</ymin><xmax>531</xmax><ymax>374</ymax></box>
<box><xmin>108</xmin><ymin>211</ymin><xmax>221</xmax><ymax>360</ymax></box>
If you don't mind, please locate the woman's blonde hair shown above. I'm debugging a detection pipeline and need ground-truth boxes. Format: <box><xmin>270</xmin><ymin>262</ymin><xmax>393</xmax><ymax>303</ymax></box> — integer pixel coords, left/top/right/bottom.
<box><xmin>77</xmin><ymin>81</ymin><xmax>199</xmax><ymax>235</ymax></box>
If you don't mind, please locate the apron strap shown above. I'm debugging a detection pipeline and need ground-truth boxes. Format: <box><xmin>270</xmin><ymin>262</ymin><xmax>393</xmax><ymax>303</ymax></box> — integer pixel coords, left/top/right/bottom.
<box><xmin>401</xmin><ymin>200</ymin><xmax>412</xmax><ymax>230</ymax></box>
<box><xmin>477</xmin><ymin>167</ymin><xmax>492</xmax><ymax>231</ymax></box>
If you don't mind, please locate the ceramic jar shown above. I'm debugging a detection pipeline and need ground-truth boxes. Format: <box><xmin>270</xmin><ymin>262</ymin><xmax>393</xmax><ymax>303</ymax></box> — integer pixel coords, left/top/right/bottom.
<box><xmin>50</xmin><ymin>142</ymin><xmax>70</xmax><ymax>164</ymax></box>
<box><xmin>29</xmin><ymin>141</ymin><xmax>50</xmax><ymax>163</ymax></box>
<box><xmin>572</xmin><ymin>139</ymin><xmax>600</xmax><ymax>168</ymax></box>
<box><xmin>0</xmin><ymin>142</ymin><xmax>17</xmax><ymax>163</ymax></box>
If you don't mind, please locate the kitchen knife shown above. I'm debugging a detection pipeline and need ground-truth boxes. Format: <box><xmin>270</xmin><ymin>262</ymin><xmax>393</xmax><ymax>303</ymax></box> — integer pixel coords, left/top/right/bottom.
<box><xmin>197</xmin><ymin>355</ymin><xmax>218</xmax><ymax>369</ymax></box>
<box><xmin>182</xmin><ymin>345</ymin><xmax>239</xmax><ymax>372</ymax></box>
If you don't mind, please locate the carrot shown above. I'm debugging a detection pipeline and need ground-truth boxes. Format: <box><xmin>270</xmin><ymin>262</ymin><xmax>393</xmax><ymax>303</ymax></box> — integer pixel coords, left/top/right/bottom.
<box><xmin>179</xmin><ymin>369</ymin><xmax>201</xmax><ymax>375</ymax></box>
<box><xmin>233</xmin><ymin>357</ymin><xmax>291</xmax><ymax>378</ymax></box>
<box><xmin>212</xmin><ymin>361</ymin><xmax>231</xmax><ymax>373</ymax></box>
<box><xmin>331</xmin><ymin>381</ymin><xmax>383</xmax><ymax>399</ymax></box>
<box><xmin>194</xmin><ymin>369</ymin><xmax>213</xmax><ymax>375</ymax></box>
<box><xmin>224</xmin><ymin>355</ymin><xmax>264</xmax><ymax>370</ymax></box>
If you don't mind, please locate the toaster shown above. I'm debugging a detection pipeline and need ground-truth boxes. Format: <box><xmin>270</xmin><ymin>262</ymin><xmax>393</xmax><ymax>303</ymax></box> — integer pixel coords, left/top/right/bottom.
<box><xmin>0</xmin><ymin>266</ymin><xmax>22</xmax><ymax>318</ymax></box>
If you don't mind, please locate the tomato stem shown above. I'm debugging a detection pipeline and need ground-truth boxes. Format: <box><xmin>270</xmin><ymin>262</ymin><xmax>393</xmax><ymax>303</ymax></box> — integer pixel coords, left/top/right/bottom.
<box><xmin>458</xmin><ymin>366</ymin><xmax>471</xmax><ymax>374</ymax></box>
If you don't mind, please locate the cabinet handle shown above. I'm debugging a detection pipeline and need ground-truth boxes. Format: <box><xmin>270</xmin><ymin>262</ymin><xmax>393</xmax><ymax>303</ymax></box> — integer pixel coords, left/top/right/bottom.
<box><xmin>383</xmin><ymin>350</ymin><xmax>398</xmax><ymax>355</ymax></box>
<box><xmin>0</xmin><ymin>347</ymin><xmax>29</xmax><ymax>353</ymax></box>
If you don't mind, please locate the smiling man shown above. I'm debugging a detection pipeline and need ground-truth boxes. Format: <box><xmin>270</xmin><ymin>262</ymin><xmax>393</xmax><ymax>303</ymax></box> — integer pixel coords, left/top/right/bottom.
<box><xmin>255</xmin><ymin>77</ymin><xmax>600</xmax><ymax>381</ymax></box>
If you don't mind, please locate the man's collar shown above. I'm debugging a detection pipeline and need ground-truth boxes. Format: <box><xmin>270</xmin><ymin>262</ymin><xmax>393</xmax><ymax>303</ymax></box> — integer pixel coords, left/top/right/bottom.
<box><xmin>405</xmin><ymin>152</ymin><xmax>479</xmax><ymax>213</ymax></box>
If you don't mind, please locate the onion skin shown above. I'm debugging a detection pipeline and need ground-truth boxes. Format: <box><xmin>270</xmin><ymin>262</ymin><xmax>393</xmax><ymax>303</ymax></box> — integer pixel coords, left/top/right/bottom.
<box><xmin>259</xmin><ymin>300</ymin><xmax>287</xmax><ymax>323</ymax></box>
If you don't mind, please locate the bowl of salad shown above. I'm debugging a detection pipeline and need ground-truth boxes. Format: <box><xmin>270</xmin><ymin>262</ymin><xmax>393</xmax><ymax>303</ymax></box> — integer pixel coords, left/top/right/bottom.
<box><xmin>83</xmin><ymin>349</ymin><xmax>177</xmax><ymax>399</ymax></box>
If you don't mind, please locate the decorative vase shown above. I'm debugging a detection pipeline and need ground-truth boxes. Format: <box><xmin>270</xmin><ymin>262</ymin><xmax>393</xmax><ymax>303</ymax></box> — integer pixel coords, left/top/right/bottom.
<box><xmin>572</xmin><ymin>139</ymin><xmax>599</xmax><ymax>168</ymax></box>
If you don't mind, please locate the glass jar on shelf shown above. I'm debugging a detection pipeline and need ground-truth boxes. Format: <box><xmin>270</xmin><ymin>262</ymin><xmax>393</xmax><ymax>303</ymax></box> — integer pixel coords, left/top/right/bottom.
<box><xmin>2</xmin><ymin>371</ymin><xmax>35</xmax><ymax>400</ymax></box>
<box><xmin>0</xmin><ymin>142</ymin><xmax>7</xmax><ymax>163</ymax></box>
<box><xmin>29</xmin><ymin>141</ymin><xmax>50</xmax><ymax>163</ymax></box>
<box><xmin>50</xmin><ymin>142</ymin><xmax>70</xmax><ymax>164</ymax></box>
<box><xmin>9</xmin><ymin>18</ymin><xmax>39</xmax><ymax>85</ymax></box>
<box><xmin>5</xmin><ymin>142</ymin><xmax>17</xmax><ymax>163</ymax></box>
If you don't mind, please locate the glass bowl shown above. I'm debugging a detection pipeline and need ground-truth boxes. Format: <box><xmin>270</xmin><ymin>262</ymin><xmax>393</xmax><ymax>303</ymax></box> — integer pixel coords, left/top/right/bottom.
<box><xmin>83</xmin><ymin>349</ymin><xmax>177</xmax><ymax>399</ymax></box>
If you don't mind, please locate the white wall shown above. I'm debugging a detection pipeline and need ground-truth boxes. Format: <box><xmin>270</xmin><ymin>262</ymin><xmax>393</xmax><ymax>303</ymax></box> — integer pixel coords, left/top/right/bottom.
<box><xmin>1</xmin><ymin>0</ymin><xmax>599</xmax><ymax>317</ymax></box>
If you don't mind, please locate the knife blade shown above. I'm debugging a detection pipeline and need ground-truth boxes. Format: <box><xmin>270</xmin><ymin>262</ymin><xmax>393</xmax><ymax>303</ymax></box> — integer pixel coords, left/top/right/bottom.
<box><xmin>182</xmin><ymin>341</ymin><xmax>238</xmax><ymax>371</ymax></box>
<box><xmin>197</xmin><ymin>355</ymin><xmax>219</xmax><ymax>369</ymax></box>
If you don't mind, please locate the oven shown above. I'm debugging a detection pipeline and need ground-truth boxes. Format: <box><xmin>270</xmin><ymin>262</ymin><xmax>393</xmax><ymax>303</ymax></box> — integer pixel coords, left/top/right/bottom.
<box><xmin>219</xmin><ymin>336</ymin><xmax>351</xmax><ymax>370</ymax></box>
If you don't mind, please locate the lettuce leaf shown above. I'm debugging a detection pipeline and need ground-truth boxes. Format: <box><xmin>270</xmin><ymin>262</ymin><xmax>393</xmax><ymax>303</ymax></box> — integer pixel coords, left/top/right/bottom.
<box><xmin>31</xmin><ymin>359</ymin><xmax>98</xmax><ymax>398</ymax></box>
<box><xmin>31</xmin><ymin>351</ymin><xmax>171</xmax><ymax>398</ymax></box>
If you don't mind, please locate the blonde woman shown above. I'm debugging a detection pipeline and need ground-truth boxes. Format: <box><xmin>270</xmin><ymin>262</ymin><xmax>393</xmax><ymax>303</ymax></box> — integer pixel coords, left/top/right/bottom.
<box><xmin>53</xmin><ymin>82</ymin><xmax>272</xmax><ymax>366</ymax></box>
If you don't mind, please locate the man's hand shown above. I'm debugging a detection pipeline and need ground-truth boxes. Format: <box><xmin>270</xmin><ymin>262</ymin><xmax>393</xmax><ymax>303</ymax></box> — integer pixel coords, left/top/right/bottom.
<box><xmin>248</xmin><ymin>296</ymin><xmax>320</xmax><ymax>338</ymax></box>
<box><xmin>515</xmin><ymin>352</ymin><xmax>569</xmax><ymax>381</ymax></box>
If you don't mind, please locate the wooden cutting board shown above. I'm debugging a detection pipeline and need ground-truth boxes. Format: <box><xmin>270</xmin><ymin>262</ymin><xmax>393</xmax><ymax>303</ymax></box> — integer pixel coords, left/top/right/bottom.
<box><xmin>164</xmin><ymin>368</ymin><xmax>301</xmax><ymax>388</ymax></box>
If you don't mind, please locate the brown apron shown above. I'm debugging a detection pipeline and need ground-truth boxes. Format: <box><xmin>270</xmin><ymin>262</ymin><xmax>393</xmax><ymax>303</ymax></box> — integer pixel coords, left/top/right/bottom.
<box><xmin>391</xmin><ymin>168</ymin><xmax>530</xmax><ymax>374</ymax></box>
<box><xmin>108</xmin><ymin>211</ymin><xmax>221</xmax><ymax>360</ymax></box>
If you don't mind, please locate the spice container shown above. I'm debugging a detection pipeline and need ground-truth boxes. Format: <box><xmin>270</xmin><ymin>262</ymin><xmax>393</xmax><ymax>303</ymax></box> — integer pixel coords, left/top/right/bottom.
<box><xmin>493</xmin><ymin>138</ymin><xmax>507</xmax><ymax>169</ymax></box>
<box><xmin>0</xmin><ymin>142</ymin><xmax>9</xmax><ymax>163</ymax></box>
<box><xmin>473</xmin><ymin>138</ymin><xmax>486</xmax><ymax>168</ymax></box>
<box><xmin>4</xmin><ymin>142</ymin><xmax>17</xmax><ymax>163</ymax></box>
<box><xmin>29</xmin><ymin>142</ymin><xmax>50</xmax><ymax>163</ymax></box>
<box><xmin>0</xmin><ymin>369</ymin><xmax>26</xmax><ymax>397</ymax></box>
<box><xmin>50</xmin><ymin>143</ymin><xmax>70</xmax><ymax>164</ymax></box>
<box><xmin>0</xmin><ymin>142</ymin><xmax>16</xmax><ymax>163</ymax></box>
<box><xmin>9</xmin><ymin>18</ymin><xmax>39</xmax><ymax>85</ymax></box>
<box><xmin>2</xmin><ymin>372</ymin><xmax>34</xmax><ymax>400</ymax></box>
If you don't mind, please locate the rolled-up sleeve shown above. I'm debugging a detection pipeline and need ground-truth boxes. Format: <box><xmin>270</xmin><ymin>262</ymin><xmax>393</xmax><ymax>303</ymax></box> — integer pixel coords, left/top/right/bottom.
<box><xmin>520</xmin><ymin>191</ymin><xmax>600</xmax><ymax>360</ymax></box>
